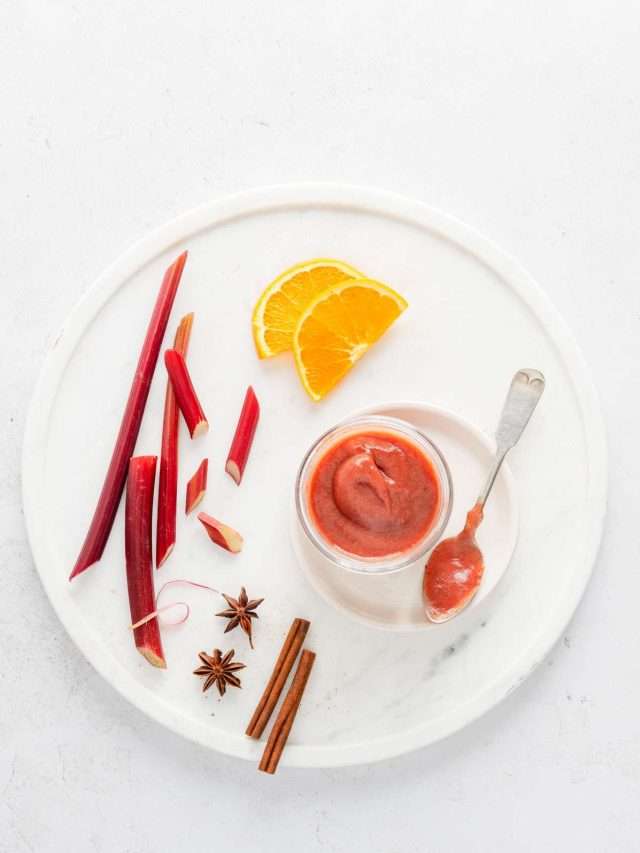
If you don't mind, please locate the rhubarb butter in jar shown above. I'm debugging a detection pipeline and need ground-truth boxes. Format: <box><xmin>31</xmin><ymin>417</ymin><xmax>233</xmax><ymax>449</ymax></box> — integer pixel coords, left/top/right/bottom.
<box><xmin>296</xmin><ymin>416</ymin><xmax>452</xmax><ymax>574</ymax></box>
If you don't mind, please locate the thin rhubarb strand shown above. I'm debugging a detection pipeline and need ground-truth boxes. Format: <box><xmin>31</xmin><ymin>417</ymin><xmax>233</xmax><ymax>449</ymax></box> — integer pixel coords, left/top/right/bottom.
<box><xmin>125</xmin><ymin>456</ymin><xmax>165</xmax><ymax>668</ymax></box>
<box><xmin>130</xmin><ymin>579</ymin><xmax>221</xmax><ymax>629</ymax></box>
<box><xmin>130</xmin><ymin>601</ymin><xmax>190</xmax><ymax>630</ymax></box>
<box><xmin>225</xmin><ymin>386</ymin><xmax>260</xmax><ymax>485</ymax></box>
<box><xmin>164</xmin><ymin>349</ymin><xmax>208</xmax><ymax>438</ymax></box>
<box><xmin>156</xmin><ymin>313</ymin><xmax>194</xmax><ymax>567</ymax></box>
<box><xmin>69</xmin><ymin>251</ymin><xmax>187</xmax><ymax>581</ymax></box>
<box><xmin>185</xmin><ymin>458</ymin><xmax>208</xmax><ymax>514</ymax></box>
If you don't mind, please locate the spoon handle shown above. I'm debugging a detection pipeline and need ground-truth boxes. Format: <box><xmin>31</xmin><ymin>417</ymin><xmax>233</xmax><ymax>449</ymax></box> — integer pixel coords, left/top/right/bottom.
<box><xmin>478</xmin><ymin>369</ymin><xmax>545</xmax><ymax>506</ymax></box>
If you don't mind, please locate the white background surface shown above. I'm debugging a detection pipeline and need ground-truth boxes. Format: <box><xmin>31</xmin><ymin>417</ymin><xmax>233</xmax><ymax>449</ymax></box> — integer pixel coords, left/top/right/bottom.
<box><xmin>2</xmin><ymin>1</ymin><xmax>638</xmax><ymax>850</ymax></box>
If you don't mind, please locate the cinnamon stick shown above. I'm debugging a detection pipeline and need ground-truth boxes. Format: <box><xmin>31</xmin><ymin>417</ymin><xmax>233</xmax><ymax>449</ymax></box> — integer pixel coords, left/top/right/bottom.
<box><xmin>246</xmin><ymin>618</ymin><xmax>310</xmax><ymax>739</ymax></box>
<box><xmin>258</xmin><ymin>649</ymin><xmax>316</xmax><ymax>774</ymax></box>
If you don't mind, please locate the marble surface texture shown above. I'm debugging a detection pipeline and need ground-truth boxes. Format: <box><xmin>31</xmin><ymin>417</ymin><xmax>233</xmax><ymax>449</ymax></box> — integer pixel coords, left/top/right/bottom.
<box><xmin>2</xmin><ymin>1</ymin><xmax>639</xmax><ymax>851</ymax></box>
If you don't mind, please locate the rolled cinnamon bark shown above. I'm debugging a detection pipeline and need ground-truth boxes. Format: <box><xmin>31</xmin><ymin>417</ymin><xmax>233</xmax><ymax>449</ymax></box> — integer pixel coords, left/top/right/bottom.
<box><xmin>246</xmin><ymin>617</ymin><xmax>310</xmax><ymax>739</ymax></box>
<box><xmin>258</xmin><ymin>649</ymin><xmax>316</xmax><ymax>774</ymax></box>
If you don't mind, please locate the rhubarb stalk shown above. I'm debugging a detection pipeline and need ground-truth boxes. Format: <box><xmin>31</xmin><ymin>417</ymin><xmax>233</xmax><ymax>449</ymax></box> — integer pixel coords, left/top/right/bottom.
<box><xmin>197</xmin><ymin>512</ymin><xmax>243</xmax><ymax>553</ymax></box>
<box><xmin>69</xmin><ymin>251</ymin><xmax>187</xmax><ymax>581</ymax></box>
<box><xmin>125</xmin><ymin>456</ymin><xmax>166</xmax><ymax>668</ymax></box>
<box><xmin>226</xmin><ymin>386</ymin><xmax>260</xmax><ymax>485</ymax></box>
<box><xmin>156</xmin><ymin>313</ymin><xmax>194</xmax><ymax>567</ymax></box>
<box><xmin>185</xmin><ymin>458</ymin><xmax>208</xmax><ymax>514</ymax></box>
<box><xmin>164</xmin><ymin>349</ymin><xmax>208</xmax><ymax>438</ymax></box>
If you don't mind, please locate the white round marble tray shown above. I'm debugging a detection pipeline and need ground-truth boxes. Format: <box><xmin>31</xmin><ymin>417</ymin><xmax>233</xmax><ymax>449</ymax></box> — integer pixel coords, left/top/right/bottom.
<box><xmin>22</xmin><ymin>184</ymin><xmax>607</xmax><ymax>767</ymax></box>
<box><xmin>292</xmin><ymin>400</ymin><xmax>519</xmax><ymax>631</ymax></box>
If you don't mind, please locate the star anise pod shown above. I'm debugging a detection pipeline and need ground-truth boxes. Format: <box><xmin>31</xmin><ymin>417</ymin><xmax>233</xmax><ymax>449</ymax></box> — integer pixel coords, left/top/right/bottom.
<box><xmin>216</xmin><ymin>586</ymin><xmax>264</xmax><ymax>649</ymax></box>
<box><xmin>193</xmin><ymin>648</ymin><xmax>246</xmax><ymax>697</ymax></box>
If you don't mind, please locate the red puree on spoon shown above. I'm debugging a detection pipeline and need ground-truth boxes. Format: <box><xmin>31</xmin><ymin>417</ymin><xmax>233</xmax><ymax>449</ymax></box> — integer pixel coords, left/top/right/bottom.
<box><xmin>423</xmin><ymin>369</ymin><xmax>545</xmax><ymax>623</ymax></box>
<box><xmin>423</xmin><ymin>501</ymin><xmax>485</xmax><ymax>622</ymax></box>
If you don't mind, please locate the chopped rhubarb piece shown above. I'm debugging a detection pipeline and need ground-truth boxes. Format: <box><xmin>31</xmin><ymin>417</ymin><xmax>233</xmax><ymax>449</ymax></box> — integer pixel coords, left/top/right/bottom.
<box><xmin>197</xmin><ymin>512</ymin><xmax>243</xmax><ymax>553</ymax></box>
<box><xmin>225</xmin><ymin>386</ymin><xmax>260</xmax><ymax>485</ymax></box>
<box><xmin>164</xmin><ymin>349</ymin><xmax>208</xmax><ymax>438</ymax></box>
<box><xmin>125</xmin><ymin>456</ymin><xmax>166</xmax><ymax>668</ymax></box>
<box><xmin>185</xmin><ymin>458</ymin><xmax>208</xmax><ymax>514</ymax></box>
<box><xmin>156</xmin><ymin>313</ymin><xmax>194</xmax><ymax>568</ymax></box>
<box><xmin>69</xmin><ymin>252</ymin><xmax>187</xmax><ymax>581</ymax></box>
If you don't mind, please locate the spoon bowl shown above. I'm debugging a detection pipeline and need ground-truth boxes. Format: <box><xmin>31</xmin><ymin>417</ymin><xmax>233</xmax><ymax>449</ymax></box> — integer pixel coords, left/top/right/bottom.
<box><xmin>424</xmin><ymin>503</ymin><xmax>485</xmax><ymax>622</ymax></box>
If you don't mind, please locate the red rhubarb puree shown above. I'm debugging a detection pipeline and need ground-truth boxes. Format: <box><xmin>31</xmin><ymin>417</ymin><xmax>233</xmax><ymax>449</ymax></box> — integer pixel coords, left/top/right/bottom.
<box><xmin>423</xmin><ymin>502</ymin><xmax>484</xmax><ymax>620</ymax></box>
<box><xmin>309</xmin><ymin>431</ymin><xmax>440</xmax><ymax>558</ymax></box>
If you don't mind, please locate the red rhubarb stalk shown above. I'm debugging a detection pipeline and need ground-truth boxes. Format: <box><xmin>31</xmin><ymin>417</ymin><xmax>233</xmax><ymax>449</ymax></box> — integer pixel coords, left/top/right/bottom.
<box><xmin>197</xmin><ymin>512</ymin><xmax>243</xmax><ymax>553</ymax></box>
<box><xmin>225</xmin><ymin>386</ymin><xmax>260</xmax><ymax>485</ymax></box>
<box><xmin>156</xmin><ymin>313</ymin><xmax>194</xmax><ymax>567</ymax></box>
<box><xmin>185</xmin><ymin>458</ymin><xmax>208</xmax><ymax>514</ymax></box>
<box><xmin>69</xmin><ymin>252</ymin><xmax>187</xmax><ymax>581</ymax></box>
<box><xmin>125</xmin><ymin>456</ymin><xmax>166</xmax><ymax>668</ymax></box>
<box><xmin>164</xmin><ymin>349</ymin><xmax>208</xmax><ymax>438</ymax></box>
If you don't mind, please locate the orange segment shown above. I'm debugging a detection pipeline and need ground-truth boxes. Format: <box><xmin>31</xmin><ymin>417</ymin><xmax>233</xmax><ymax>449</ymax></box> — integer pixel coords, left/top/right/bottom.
<box><xmin>293</xmin><ymin>279</ymin><xmax>408</xmax><ymax>401</ymax></box>
<box><xmin>252</xmin><ymin>259</ymin><xmax>363</xmax><ymax>358</ymax></box>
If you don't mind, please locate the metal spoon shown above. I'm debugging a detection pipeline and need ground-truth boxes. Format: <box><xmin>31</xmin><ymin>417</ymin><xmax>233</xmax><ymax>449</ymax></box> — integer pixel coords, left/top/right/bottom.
<box><xmin>423</xmin><ymin>369</ymin><xmax>546</xmax><ymax>623</ymax></box>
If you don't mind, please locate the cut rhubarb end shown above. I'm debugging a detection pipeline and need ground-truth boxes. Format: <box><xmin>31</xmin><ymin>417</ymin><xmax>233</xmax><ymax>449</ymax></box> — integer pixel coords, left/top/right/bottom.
<box><xmin>226</xmin><ymin>386</ymin><xmax>260</xmax><ymax>486</ymax></box>
<box><xmin>186</xmin><ymin>459</ymin><xmax>208</xmax><ymax>514</ymax></box>
<box><xmin>126</xmin><ymin>456</ymin><xmax>166</xmax><ymax>667</ymax></box>
<box><xmin>138</xmin><ymin>645</ymin><xmax>167</xmax><ymax>669</ymax></box>
<box><xmin>174</xmin><ymin>311</ymin><xmax>194</xmax><ymax>353</ymax></box>
<box><xmin>69</xmin><ymin>252</ymin><xmax>187</xmax><ymax>581</ymax></box>
<box><xmin>164</xmin><ymin>348</ymin><xmax>209</xmax><ymax>439</ymax></box>
<box><xmin>156</xmin><ymin>312</ymin><xmax>195</xmax><ymax>569</ymax></box>
<box><xmin>185</xmin><ymin>486</ymin><xmax>206</xmax><ymax>513</ymax></box>
<box><xmin>225</xmin><ymin>460</ymin><xmax>242</xmax><ymax>485</ymax></box>
<box><xmin>68</xmin><ymin>557</ymin><xmax>98</xmax><ymax>581</ymax></box>
<box><xmin>155</xmin><ymin>542</ymin><xmax>174</xmax><ymax>569</ymax></box>
<box><xmin>197</xmin><ymin>512</ymin><xmax>243</xmax><ymax>553</ymax></box>
<box><xmin>192</xmin><ymin>419</ymin><xmax>209</xmax><ymax>439</ymax></box>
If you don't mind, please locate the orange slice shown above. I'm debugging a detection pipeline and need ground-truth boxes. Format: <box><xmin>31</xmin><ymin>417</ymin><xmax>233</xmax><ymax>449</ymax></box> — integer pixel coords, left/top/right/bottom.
<box><xmin>252</xmin><ymin>258</ymin><xmax>363</xmax><ymax>358</ymax></box>
<box><xmin>293</xmin><ymin>279</ymin><xmax>408</xmax><ymax>401</ymax></box>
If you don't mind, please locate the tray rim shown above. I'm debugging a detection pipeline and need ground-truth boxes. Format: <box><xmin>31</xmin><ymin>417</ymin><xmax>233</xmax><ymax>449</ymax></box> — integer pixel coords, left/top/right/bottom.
<box><xmin>22</xmin><ymin>183</ymin><xmax>608</xmax><ymax>768</ymax></box>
